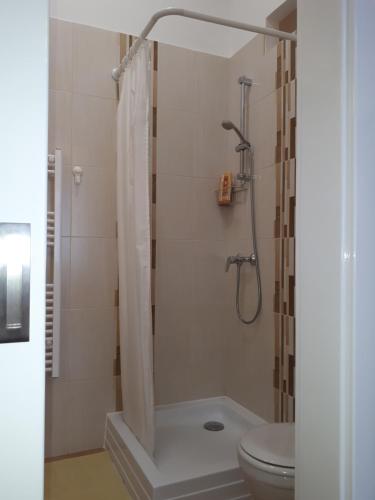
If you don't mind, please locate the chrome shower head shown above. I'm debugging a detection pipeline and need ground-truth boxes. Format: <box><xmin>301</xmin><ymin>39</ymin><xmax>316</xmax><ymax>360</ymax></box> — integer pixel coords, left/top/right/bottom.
<box><xmin>221</xmin><ymin>120</ymin><xmax>250</xmax><ymax>147</ymax></box>
<box><xmin>221</xmin><ymin>120</ymin><xmax>234</xmax><ymax>131</ymax></box>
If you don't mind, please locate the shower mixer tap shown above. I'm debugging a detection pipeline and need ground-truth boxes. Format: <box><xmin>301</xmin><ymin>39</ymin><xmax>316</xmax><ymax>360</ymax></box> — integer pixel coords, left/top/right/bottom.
<box><xmin>225</xmin><ymin>253</ymin><xmax>257</xmax><ymax>272</ymax></box>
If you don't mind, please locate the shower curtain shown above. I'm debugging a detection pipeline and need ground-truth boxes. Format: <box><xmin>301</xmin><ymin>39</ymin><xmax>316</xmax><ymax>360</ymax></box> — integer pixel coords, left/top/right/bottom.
<box><xmin>117</xmin><ymin>41</ymin><xmax>154</xmax><ymax>456</ymax></box>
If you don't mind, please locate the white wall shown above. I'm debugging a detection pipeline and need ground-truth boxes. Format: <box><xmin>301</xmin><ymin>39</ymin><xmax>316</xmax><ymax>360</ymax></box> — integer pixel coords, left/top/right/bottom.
<box><xmin>0</xmin><ymin>1</ymin><xmax>48</xmax><ymax>499</ymax></box>
<box><xmin>352</xmin><ymin>0</ymin><xmax>375</xmax><ymax>498</ymax></box>
<box><xmin>296</xmin><ymin>0</ymin><xmax>353</xmax><ymax>498</ymax></box>
<box><xmin>49</xmin><ymin>0</ymin><xmax>283</xmax><ymax>57</ymax></box>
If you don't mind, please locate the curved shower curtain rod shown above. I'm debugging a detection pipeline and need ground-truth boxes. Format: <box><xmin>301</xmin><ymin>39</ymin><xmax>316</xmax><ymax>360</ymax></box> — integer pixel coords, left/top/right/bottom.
<box><xmin>112</xmin><ymin>7</ymin><xmax>297</xmax><ymax>81</ymax></box>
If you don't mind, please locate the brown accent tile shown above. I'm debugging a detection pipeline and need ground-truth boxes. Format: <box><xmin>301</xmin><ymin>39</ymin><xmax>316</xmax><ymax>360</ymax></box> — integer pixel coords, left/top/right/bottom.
<box><xmin>281</xmin><ymin>318</ymin><xmax>284</xmax><ymax>365</ymax></box>
<box><xmin>152</xmin><ymin>137</ymin><xmax>157</xmax><ymax>174</ymax></box>
<box><xmin>114</xmin><ymin>289</ymin><xmax>119</xmax><ymax>307</ymax></box>
<box><xmin>281</xmin><ymin>239</ymin><xmax>285</xmax><ymax>288</ymax></box>
<box><xmin>274</xmin><ymin>389</ymin><xmax>280</xmax><ymax>422</ymax></box>
<box><xmin>288</xmin><ymin>275</ymin><xmax>295</xmax><ymax>316</ymax></box>
<box><xmin>153</xmin><ymin>41</ymin><xmax>158</xmax><ymax>70</ymax></box>
<box><xmin>290</xmin><ymin>116</ymin><xmax>296</xmax><ymax>159</ymax></box>
<box><xmin>152</xmin><ymin>107</ymin><xmax>157</xmax><ymax>138</ymax></box>
<box><xmin>289</xmin><ymin>196</ymin><xmax>295</xmax><ymax>237</ymax></box>
<box><xmin>274</xmin><ymin>281</ymin><xmax>280</xmax><ymax>313</ymax></box>
<box><xmin>152</xmin><ymin>305</ymin><xmax>156</xmax><ymax>335</ymax></box>
<box><xmin>151</xmin><ymin>238</ymin><xmax>156</xmax><ymax>269</ymax></box>
<box><xmin>291</xmin><ymin>42</ymin><xmax>296</xmax><ymax>81</ymax></box>
<box><xmin>119</xmin><ymin>33</ymin><xmax>127</xmax><ymax>61</ymax></box>
<box><xmin>274</xmin><ymin>357</ymin><xmax>280</xmax><ymax>389</ymax></box>
<box><xmin>275</xmin><ymin>206</ymin><xmax>281</xmax><ymax>238</ymax></box>
<box><xmin>114</xmin><ymin>345</ymin><xmax>121</xmax><ymax>376</ymax></box>
<box><xmin>276</xmin><ymin>55</ymin><xmax>282</xmax><ymax>89</ymax></box>
<box><xmin>152</xmin><ymin>174</ymin><xmax>157</xmax><ymax>203</ymax></box>
<box><xmin>288</xmin><ymin>355</ymin><xmax>295</xmax><ymax>396</ymax></box>
<box><xmin>276</xmin><ymin>131</ymin><xmax>282</xmax><ymax>163</ymax></box>
<box><xmin>115</xmin><ymin>375</ymin><xmax>123</xmax><ymax>411</ymax></box>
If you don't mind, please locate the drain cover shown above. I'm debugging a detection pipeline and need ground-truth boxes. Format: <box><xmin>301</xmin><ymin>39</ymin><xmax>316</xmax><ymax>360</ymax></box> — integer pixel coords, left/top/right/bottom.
<box><xmin>204</xmin><ymin>421</ymin><xmax>224</xmax><ymax>432</ymax></box>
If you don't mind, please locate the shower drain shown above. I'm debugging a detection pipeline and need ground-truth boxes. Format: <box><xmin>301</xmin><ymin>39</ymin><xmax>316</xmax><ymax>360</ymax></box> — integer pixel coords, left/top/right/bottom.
<box><xmin>203</xmin><ymin>421</ymin><xmax>225</xmax><ymax>432</ymax></box>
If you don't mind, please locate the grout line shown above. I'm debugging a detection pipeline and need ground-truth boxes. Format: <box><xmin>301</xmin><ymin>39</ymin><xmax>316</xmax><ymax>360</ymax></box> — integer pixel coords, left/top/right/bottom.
<box><xmin>45</xmin><ymin>448</ymin><xmax>105</xmax><ymax>463</ymax></box>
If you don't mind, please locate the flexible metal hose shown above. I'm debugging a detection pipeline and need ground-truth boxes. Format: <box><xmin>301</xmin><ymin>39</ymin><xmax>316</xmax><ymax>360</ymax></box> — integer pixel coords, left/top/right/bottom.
<box><xmin>235</xmin><ymin>147</ymin><xmax>262</xmax><ymax>324</ymax></box>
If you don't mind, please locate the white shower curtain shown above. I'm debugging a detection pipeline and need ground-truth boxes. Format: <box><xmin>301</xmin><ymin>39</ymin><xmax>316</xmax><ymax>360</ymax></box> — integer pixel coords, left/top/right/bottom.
<box><xmin>117</xmin><ymin>41</ymin><xmax>154</xmax><ymax>456</ymax></box>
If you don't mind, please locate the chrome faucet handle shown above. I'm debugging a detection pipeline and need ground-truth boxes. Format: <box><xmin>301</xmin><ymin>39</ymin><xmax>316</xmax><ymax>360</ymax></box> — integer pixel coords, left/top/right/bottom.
<box><xmin>225</xmin><ymin>255</ymin><xmax>237</xmax><ymax>272</ymax></box>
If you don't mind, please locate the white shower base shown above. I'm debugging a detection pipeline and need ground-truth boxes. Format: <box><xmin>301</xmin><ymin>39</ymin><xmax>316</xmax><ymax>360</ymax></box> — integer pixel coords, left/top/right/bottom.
<box><xmin>104</xmin><ymin>397</ymin><xmax>265</xmax><ymax>500</ymax></box>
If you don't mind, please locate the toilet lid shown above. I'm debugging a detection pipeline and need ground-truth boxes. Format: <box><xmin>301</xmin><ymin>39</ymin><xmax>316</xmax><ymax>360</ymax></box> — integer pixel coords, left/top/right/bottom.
<box><xmin>240</xmin><ymin>423</ymin><xmax>295</xmax><ymax>469</ymax></box>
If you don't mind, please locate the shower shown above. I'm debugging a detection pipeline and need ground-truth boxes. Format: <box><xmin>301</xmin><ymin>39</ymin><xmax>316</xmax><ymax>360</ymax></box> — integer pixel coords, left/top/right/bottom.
<box><xmin>223</xmin><ymin>77</ymin><xmax>262</xmax><ymax>325</ymax></box>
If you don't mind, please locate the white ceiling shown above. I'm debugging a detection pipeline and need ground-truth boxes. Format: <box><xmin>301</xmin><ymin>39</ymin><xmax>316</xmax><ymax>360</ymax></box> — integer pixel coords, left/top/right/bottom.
<box><xmin>49</xmin><ymin>0</ymin><xmax>285</xmax><ymax>57</ymax></box>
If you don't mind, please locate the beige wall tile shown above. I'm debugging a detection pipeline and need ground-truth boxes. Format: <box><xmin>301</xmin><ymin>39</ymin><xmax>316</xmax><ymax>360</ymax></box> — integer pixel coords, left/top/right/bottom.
<box><xmin>191</xmin><ymin>177</ymin><xmax>226</xmax><ymax>240</ymax></box>
<box><xmin>70</xmin><ymin>237</ymin><xmax>117</xmax><ymax>308</ymax></box>
<box><xmin>61</xmin><ymin>237</ymin><xmax>71</xmax><ymax>308</ymax></box>
<box><xmin>48</xmin><ymin>90</ymin><xmax>72</xmax><ymax>165</ymax></box>
<box><xmin>195</xmin><ymin>51</ymin><xmax>229</xmax><ymax>115</ymax></box>
<box><xmin>155</xmin><ymin>304</ymin><xmax>193</xmax><ymax>339</ymax></box>
<box><xmin>191</xmin><ymin>240</ymin><xmax>228</xmax><ymax>308</ymax></box>
<box><xmin>253</xmin><ymin>164</ymin><xmax>276</xmax><ymax>239</ymax></box>
<box><xmin>71</xmin><ymin>166</ymin><xmax>116</xmax><ymax>238</ymax></box>
<box><xmin>72</xmin><ymin>23</ymin><xmax>119</xmax><ymax>99</ymax></box>
<box><xmin>47</xmin><ymin>19</ymin><xmax>119</xmax><ymax>459</ymax></box>
<box><xmin>189</xmin><ymin>305</ymin><xmax>229</xmax><ymax>400</ymax></box>
<box><xmin>61</xmin><ymin>166</ymin><xmax>72</xmax><ymax>237</ymax></box>
<box><xmin>155</xmin><ymin>333</ymin><xmax>192</xmax><ymax>405</ymax></box>
<box><xmin>154</xmin><ymin>37</ymin><xmax>278</xmax><ymax>415</ymax></box>
<box><xmin>64</xmin><ymin>378</ymin><xmax>116</xmax><ymax>453</ymax></box>
<box><xmin>72</xmin><ymin>93</ymin><xmax>116</xmax><ymax>167</ymax></box>
<box><xmin>157</xmin><ymin>105</ymin><xmax>196</xmax><ymax>177</ymax></box>
<box><xmin>45</xmin><ymin>378</ymin><xmax>70</xmax><ymax>457</ymax></box>
<box><xmin>49</xmin><ymin>19</ymin><xmax>73</xmax><ymax>92</ymax></box>
<box><xmin>158</xmin><ymin>43</ymin><xmax>198</xmax><ymax>113</ymax></box>
<box><xmin>250</xmin><ymin>91</ymin><xmax>277</xmax><ymax>171</ymax></box>
<box><xmin>155</xmin><ymin>239</ymin><xmax>193</xmax><ymax>308</ymax></box>
<box><xmin>60</xmin><ymin>308</ymin><xmax>116</xmax><ymax>380</ymax></box>
<box><xmin>194</xmin><ymin>110</ymin><xmax>229</xmax><ymax>179</ymax></box>
<box><xmin>156</xmin><ymin>174</ymin><xmax>193</xmax><ymax>240</ymax></box>
<box><xmin>46</xmin><ymin>377</ymin><xmax>115</xmax><ymax>457</ymax></box>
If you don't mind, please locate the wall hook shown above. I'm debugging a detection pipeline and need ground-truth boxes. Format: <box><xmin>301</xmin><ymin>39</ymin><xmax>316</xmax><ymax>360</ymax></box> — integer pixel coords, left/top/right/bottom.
<box><xmin>72</xmin><ymin>166</ymin><xmax>83</xmax><ymax>185</ymax></box>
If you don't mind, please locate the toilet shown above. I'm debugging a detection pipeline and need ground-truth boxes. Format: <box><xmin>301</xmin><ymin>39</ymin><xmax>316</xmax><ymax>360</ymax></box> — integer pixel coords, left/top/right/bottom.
<box><xmin>238</xmin><ymin>423</ymin><xmax>295</xmax><ymax>500</ymax></box>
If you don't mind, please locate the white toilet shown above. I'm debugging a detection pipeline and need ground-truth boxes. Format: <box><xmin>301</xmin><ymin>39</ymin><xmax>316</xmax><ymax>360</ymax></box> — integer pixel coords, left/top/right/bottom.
<box><xmin>238</xmin><ymin>423</ymin><xmax>295</xmax><ymax>500</ymax></box>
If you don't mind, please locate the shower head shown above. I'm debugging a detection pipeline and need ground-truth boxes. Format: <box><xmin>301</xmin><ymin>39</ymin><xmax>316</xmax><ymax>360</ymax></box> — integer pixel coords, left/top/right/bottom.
<box><xmin>221</xmin><ymin>120</ymin><xmax>250</xmax><ymax>147</ymax></box>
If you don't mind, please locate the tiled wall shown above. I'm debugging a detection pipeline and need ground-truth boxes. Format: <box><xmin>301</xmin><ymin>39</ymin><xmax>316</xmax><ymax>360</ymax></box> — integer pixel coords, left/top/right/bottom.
<box><xmin>154</xmin><ymin>44</ymin><xmax>231</xmax><ymax>403</ymax></box>
<box><xmin>273</xmin><ymin>39</ymin><xmax>296</xmax><ymax>422</ymax></box>
<box><xmin>45</xmin><ymin>19</ymin><xmax>119</xmax><ymax>457</ymax></box>
<box><xmin>155</xmin><ymin>36</ymin><xmax>279</xmax><ymax>422</ymax></box>
<box><xmin>223</xmin><ymin>35</ymin><xmax>278</xmax><ymax>422</ymax></box>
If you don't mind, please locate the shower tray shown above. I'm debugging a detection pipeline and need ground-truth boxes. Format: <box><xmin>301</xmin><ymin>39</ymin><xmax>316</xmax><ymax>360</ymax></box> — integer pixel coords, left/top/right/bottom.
<box><xmin>104</xmin><ymin>396</ymin><xmax>265</xmax><ymax>500</ymax></box>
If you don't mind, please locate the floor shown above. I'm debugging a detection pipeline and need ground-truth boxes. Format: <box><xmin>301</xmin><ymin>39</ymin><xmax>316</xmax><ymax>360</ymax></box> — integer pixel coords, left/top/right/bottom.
<box><xmin>44</xmin><ymin>450</ymin><xmax>131</xmax><ymax>500</ymax></box>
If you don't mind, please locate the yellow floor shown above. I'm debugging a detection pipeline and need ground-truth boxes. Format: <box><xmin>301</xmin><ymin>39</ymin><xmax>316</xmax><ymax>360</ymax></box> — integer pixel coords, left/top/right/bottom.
<box><xmin>45</xmin><ymin>450</ymin><xmax>131</xmax><ymax>500</ymax></box>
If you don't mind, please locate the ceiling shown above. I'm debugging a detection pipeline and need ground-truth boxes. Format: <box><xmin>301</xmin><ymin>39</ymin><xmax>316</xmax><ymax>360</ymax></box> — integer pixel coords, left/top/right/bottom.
<box><xmin>50</xmin><ymin>0</ymin><xmax>287</xmax><ymax>57</ymax></box>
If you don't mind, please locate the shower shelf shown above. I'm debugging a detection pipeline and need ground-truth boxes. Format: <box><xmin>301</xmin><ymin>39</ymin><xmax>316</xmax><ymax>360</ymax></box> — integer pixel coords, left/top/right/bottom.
<box><xmin>214</xmin><ymin>183</ymin><xmax>248</xmax><ymax>204</ymax></box>
<box><xmin>45</xmin><ymin>150</ymin><xmax>62</xmax><ymax>378</ymax></box>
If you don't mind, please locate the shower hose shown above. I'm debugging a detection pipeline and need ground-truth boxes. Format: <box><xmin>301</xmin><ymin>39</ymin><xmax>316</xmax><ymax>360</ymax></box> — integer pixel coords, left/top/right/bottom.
<box><xmin>236</xmin><ymin>147</ymin><xmax>262</xmax><ymax>325</ymax></box>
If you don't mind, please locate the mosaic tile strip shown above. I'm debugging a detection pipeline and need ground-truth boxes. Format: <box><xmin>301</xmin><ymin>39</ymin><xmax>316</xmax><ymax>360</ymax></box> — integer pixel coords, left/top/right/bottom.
<box><xmin>274</xmin><ymin>39</ymin><xmax>296</xmax><ymax>423</ymax></box>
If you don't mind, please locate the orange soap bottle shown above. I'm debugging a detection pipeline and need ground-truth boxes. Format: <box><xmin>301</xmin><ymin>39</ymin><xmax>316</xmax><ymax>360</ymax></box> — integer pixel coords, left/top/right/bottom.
<box><xmin>217</xmin><ymin>172</ymin><xmax>233</xmax><ymax>206</ymax></box>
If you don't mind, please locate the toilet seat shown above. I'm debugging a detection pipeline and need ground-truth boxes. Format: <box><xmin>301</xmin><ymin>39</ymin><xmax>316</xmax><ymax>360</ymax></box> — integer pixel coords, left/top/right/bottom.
<box><xmin>239</xmin><ymin>423</ymin><xmax>295</xmax><ymax>478</ymax></box>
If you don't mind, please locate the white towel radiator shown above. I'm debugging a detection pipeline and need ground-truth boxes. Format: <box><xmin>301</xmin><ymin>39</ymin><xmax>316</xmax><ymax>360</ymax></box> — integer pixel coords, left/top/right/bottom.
<box><xmin>46</xmin><ymin>150</ymin><xmax>62</xmax><ymax>377</ymax></box>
